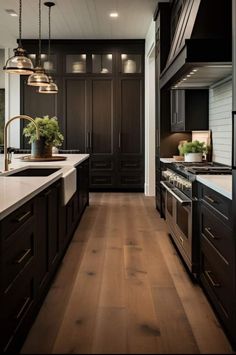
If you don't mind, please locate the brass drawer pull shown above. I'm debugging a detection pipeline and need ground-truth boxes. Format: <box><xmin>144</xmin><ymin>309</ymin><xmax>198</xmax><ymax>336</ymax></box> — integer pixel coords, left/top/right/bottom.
<box><xmin>204</xmin><ymin>195</ymin><xmax>216</xmax><ymax>204</ymax></box>
<box><xmin>16</xmin><ymin>296</ymin><xmax>31</xmax><ymax>320</ymax></box>
<box><xmin>205</xmin><ymin>270</ymin><xmax>221</xmax><ymax>288</ymax></box>
<box><xmin>16</xmin><ymin>210</ymin><xmax>31</xmax><ymax>223</ymax></box>
<box><xmin>204</xmin><ymin>227</ymin><xmax>217</xmax><ymax>240</ymax></box>
<box><xmin>14</xmin><ymin>248</ymin><xmax>31</xmax><ymax>264</ymax></box>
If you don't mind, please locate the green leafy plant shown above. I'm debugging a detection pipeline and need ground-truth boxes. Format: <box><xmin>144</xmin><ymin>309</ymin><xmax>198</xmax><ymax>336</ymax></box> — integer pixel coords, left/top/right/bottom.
<box><xmin>23</xmin><ymin>115</ymin><xmax>64</xmax><ymax>147</ymax></box>
<box><xmin>178</xmin><ymin>140</ymin><xmax>208</xmax><ymax>155</ymax></box>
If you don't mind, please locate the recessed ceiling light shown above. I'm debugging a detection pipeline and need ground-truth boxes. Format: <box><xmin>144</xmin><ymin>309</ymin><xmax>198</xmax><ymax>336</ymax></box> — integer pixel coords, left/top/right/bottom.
<box><xmin>5</xmin><ymin>9</ymin><xmax>18</xmax><ymax>17</ymax></box>
<box><xmin>110</xmin><ymin>12</ymin><xmax>118</xmax><ymax>18</ymax></box>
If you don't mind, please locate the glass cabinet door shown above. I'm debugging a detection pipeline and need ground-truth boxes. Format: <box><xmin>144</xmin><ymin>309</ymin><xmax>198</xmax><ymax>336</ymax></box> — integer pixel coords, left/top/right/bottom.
<box><xmin>66</xmin><ymin>54</ymin><xmax>86</xmax><ymax>74</ymax></box>
<box><xmin>121</xmin><ymin>54</ymin><xmax>142</xmax><ymax>74</ymax></box>
<box><xmin>92</xmin><ymin>54</ymin><xmax>113</xmax><ymax>74</ymax></box>
<box><xmin>28</xmin><ymin>53</ymin><xmax>57</xmax><ymax>74</ymax></box>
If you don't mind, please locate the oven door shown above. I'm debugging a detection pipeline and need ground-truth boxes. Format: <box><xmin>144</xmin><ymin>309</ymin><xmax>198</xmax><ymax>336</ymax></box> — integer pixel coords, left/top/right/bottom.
<box><xmin>161</xmin><ymin>181</ymin><xmax>193</xmax><ymax>271</ymax></box>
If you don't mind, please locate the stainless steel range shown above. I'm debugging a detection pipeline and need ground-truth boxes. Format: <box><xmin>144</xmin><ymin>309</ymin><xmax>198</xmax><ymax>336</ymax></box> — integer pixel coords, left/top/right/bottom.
<box><xmin>161</xmin><ymin>162</ymin><xmax>232</xmax><ymax>276</ymax></box>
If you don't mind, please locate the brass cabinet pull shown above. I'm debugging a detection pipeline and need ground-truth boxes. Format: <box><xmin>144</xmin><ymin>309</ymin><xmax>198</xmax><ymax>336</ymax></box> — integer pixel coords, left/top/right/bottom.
<box><xmin>16</xmin><ymin>297</ymin><xmax>31</xmax><ymax>320</ymax></box>
<box><xmin>204</xmin><ymin>227</ymin><xmax>217</xmax><ymax>240</ymax></box>
<box><xmin>205</xmin><ymin>195</ymin><xmax>215</xmax><ymax>204</ymax></box>
<box><xmin>205</xmin><ymin>270</ymin><xmax>221</xmax><ymax>288</ymax></box>
<box><xmin>16</xmin><ymin>210</ymin><xmax>31</xmax><ymax>223</ymax></box>
<box><xmin>14</xmin><ymin>248</ymin><xmax>31</xmax><ymax>264</ymax></box>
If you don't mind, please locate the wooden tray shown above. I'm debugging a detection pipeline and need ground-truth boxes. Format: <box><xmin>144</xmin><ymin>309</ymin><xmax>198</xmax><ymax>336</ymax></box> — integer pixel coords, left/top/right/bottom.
<box><xmin>18</xmin><ymin>155</ymin><xmax>67</xmax><ymax>162</ymax></box>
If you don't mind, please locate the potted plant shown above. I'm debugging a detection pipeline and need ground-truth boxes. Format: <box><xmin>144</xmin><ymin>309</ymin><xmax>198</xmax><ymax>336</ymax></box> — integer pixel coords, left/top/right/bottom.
<box><xmin>23</xmin><ymin>115</ymin><xmax>64</xmax><ymax>158</ymax></box>
<box><xmin>178</xmin><ymin>140</ymin><xmax>207</xmax><ymax>162</ymax></box>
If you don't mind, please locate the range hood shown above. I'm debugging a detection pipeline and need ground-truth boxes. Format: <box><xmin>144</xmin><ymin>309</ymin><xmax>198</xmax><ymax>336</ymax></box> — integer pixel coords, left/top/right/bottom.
<box><xmin>160</xmin><ymin>0</ymin><xmax>232</xmax><ymax>90</ymax></box>
<box><xmin>160</xmin><ymin>38</ymin><xmax>232</xmax><ymax>89</ymax></box>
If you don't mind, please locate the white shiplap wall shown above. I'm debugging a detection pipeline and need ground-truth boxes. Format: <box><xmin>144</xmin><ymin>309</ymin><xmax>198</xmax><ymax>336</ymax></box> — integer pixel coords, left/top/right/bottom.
<box><xmin>209</xmin><ymin>79</ymin><xmax>232</xmax><ymax>165</ymax></box>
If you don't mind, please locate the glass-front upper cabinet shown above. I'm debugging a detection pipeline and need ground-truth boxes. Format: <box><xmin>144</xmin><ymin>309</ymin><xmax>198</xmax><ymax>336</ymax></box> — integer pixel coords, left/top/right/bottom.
<box><xmin>92</xmin><ymin>54</ymin><xmax>113</xmax><ymax>74</ymax></box>
<box><xmin>66</xmin><ymin>54</ymin><xmax>87</xmax><ymax>74</ymax></box>
<box><xmin>121</xmin><ymin>54</ymin><xmax>142</xmax><ymax>74</ymax></box>
<box><xmin>28</xmin><ymin>53</ymin><xmax>57</xmax><ymax>74</ymax></box>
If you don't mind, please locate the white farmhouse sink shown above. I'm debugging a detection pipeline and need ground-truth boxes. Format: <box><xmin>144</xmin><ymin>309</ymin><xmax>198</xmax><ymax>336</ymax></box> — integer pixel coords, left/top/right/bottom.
<box><xmin>61</xmin><ymin>167</ymin><xmax>77</xmax><ymax>205</ymax></box>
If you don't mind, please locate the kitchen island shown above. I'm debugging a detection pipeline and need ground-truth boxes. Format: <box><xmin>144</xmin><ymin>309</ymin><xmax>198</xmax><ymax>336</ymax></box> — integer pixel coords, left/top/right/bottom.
<box><xmin>0</xmin><ymin>154</ymin><xmax>89</xmax><ymax>354</ymax></box>
<box><xmin>0</xmin><ymin>154</ymin><xmax>89</xmax><ymax>219</ymax></box>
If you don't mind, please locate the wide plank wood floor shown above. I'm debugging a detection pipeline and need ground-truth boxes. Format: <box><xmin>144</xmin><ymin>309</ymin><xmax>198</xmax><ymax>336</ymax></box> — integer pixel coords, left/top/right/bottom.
<box><xmin>21</xmin><ymin>193</ymin><xmax>233</xmax><ymax>354</ymax></box>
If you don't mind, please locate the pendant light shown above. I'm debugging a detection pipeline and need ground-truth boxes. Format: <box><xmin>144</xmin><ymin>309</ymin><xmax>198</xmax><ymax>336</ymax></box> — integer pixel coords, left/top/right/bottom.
<box><xmin>3</xmin><ymin>0</ymin><xmax>34</xmax><ymax>74</ymax></box>
<box><xmin>39</xmin><ymin>1</ymin><xmax>58</xmax><ymax>94</ymax></box>
<box><xmin>28</xmin><ymin>0</ymin><xmax>49</xmax><ymax>86</ymax></box>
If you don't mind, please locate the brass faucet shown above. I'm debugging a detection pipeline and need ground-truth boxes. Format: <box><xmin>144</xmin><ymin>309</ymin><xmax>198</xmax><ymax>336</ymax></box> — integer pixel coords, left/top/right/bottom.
<box><xmin>4</xmin><ymin>115</ymin><xmax>40</xmax><ymax>171</ymax></box>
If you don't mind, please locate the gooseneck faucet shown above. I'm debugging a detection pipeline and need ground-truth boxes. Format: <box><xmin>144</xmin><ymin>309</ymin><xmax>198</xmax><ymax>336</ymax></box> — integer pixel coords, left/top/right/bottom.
<box><xmin>4</xmin><ymin>115</ymin><xmax>40</xmax><ymax>171</ymax></box>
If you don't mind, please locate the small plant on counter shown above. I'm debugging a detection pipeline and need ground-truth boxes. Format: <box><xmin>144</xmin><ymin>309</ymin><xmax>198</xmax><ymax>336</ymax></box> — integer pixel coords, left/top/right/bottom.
<box><xmin>178</xmin><ymin>140</ymin><xmax>208</xmax><ymax>163</ymax></box>
<box><xmin>178</xmin><ymin>140</ymin><xmax>207</xmax><ymax>155</ymax></box>
<box><xmin>23</xmin><ymin>115</ymin><xmax>64</xmax><ymax>147</ymax></box>
<box><xmin>23</xmin><ymin>116</ymin><xmax>64</xmax><ymax>158</ymax></box>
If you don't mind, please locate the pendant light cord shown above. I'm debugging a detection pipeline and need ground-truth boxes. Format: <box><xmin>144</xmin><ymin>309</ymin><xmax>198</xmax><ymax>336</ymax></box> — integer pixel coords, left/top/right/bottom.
<box><xmin>38</xmin><ymin>0</ymin><xmax>42</xmax><ymax>66</ymax></box>
<box><xmin>48</xmin><ymin>5</ymin><xmax>51</xmax><ymax>64</ymax></box>
<box><xmin>19</xmin><ymin>0</ymin><xmax>22</xmax><ymax>47</ymax></box>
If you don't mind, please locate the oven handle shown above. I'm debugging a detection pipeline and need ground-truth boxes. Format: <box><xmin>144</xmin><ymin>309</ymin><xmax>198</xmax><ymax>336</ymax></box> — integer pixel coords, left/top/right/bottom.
<box><xmin>160</xmin><ymin>181</ymin><xmax>191</xmax><ymax>206</ymax></box>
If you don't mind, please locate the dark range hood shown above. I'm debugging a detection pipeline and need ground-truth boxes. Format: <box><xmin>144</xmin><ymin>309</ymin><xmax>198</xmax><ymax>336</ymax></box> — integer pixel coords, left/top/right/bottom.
<box><xmin>160</xmin><ymin>38</ymin><xmax>232</xmax><ymax>89</ymax></box>
<box><xmin>160</xmin><ymin>0</ymin><xmax>232</xmax><ymax>90</ymax></box>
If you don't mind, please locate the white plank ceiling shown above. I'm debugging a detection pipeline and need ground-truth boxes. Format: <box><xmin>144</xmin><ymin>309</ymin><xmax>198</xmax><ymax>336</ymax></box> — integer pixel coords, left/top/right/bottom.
<box><xmin>0</xmin><ymin>0</ymin><xmax>157</xmax><ymax>47</ymax></box>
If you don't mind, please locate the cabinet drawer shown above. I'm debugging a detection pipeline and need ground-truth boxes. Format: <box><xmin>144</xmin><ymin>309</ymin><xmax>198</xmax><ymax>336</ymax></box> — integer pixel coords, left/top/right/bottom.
<box><xmin>120</xmin><ymin>159</ymin><xmax>142</xmax><ymax>170</ymax></box>
<box><xmin>199</xmin><ymin>185</ymin><xmax>231</xmax><ymax>221</ymax></box>
<box><xmin>201</xmin><ymin>235</ymin><xmax>234</xmax><ymax>321</ymax></box>
<box><xmin>200</xmin><ymin>204</ymin><xmax>233</xmax><ymax>265</ymax></box>
<box><xmin>91</xmin><ymin>175</ymin><xmax>112</xmax><ymax>186</ymax></box>
<box><xmin>91</xmin><ymin>159</ymin><xmax>113</xmax><ymax>170</ymax></box>
<box><xmin>0</xmin><ymin>265</ymin><xmax>34</xmax><ymax>353</ymax></box>
<box><xmin>2</xmin><ymin>219</ymin><xmax>35</xmax><ymax>292</ymax></box>
<box><xmin>1</xmin><ymin>200</ymin><xmax>34</xmax><ymax>240</ymax></box>
<box><xmin>120</xmin><ymin>174</ymin><xmax>142</xmax><ymax>186</ymax></box>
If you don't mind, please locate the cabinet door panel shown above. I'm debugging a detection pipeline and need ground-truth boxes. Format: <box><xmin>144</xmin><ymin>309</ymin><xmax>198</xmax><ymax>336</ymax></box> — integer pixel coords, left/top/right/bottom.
<box><xmin>48</xmin><ymin>186</ymin><xmax>60</xmax><ymax>267</ymax></box>
<box><xmin>91</xmin><ymin>79</ymin><xmax>113</xmax><ymax>154</ymax></box>
<box><xmin>120</xmin><ymin>79</ymin><xmax>143</xmax><ymax>154</ymax></box>
<box><xmin>65</xmin><ymin>79</ymin><xmax>87</xmax><ymax>151</ymax></box>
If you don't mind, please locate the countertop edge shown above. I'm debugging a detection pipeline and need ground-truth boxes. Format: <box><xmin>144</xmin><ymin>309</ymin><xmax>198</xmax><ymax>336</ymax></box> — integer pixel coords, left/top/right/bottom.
<box><xmin>72</xmin><ymin>154</ymin><xmax>90</xmax><ymax>167</ymax></box>
<box><xmin>0</xmin><ymin>154</ymin><xmax>90</xmax><ymax>220</ymax></box>
<box><xmin>0</xmin><ymin>173</ymin><xmax>62</xmax><ymax>221</ymax></box>
<box><xmin>196</xmin><ymin>175</ymin><xmax>232</xmax><ymax>200</ymax></box>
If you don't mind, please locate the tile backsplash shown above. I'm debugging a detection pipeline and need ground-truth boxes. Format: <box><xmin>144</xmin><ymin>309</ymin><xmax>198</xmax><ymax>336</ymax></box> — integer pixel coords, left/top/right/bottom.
<box><xmin>209</xmin><ymin>79</ymin><xmax>232</xmax><ymax>166</ymax></box>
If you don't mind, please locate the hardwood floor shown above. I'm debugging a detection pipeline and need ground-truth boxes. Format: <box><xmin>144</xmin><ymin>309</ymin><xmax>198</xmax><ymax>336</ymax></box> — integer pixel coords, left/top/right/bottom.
<box><xmin>21</xmin><ymin>193</ymin><xmax>233</xmax><ymax>354</ymax></box>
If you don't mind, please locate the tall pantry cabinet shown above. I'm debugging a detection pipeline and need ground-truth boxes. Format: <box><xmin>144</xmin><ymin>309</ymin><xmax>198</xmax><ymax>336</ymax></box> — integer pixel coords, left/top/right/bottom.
<box><xmin>20</xmin><ymin>40</ymin><xmax>144</xmax><ymax>191</ymax></box>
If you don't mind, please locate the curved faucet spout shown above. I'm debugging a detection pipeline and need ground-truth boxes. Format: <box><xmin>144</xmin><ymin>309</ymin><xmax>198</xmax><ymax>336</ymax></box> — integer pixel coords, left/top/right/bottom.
<box><xmin>4</xmin><ymin>115</ymin><xmax>40</xmax><ymax>171</ymax></box>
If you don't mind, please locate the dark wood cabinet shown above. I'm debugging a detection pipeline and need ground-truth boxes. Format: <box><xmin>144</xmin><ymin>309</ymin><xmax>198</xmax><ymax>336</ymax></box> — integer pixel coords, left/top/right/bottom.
<box><xmin>0</xmin><ymin>198</ymin><xmax>37</xmax><ymax>353</ymax></box>
<box><xmin>35</xmin><ymin>181</ymin><xmax>61</xmax><ymax>298</ymax></box>
<box><xmin>65</xmin><ymin>79</ymin><xmax>87</xmax><ymax>151</ymax></box>
<box><xmin>77</xmin><ymin>158</ymin><xmax>89</xmax><ymax>216</ymax></box>
<box><xmin>89</xmin><ymin>77</ymin><xmax>116</xmax><ymax>189</ymax></box>
<box><xmin>198</xmin><ymin>183</ymin><xmax>236</xmax><ymax>348</ymax></box>
<box><xmin>117</xmin><ymin>77</ymin><xmax>144</xmax><ymax>189</ymax></box>
<box><xmin>20</xmin><ymin>40</ymin><xmax>144</xmax><ymax>191</ymax></box>
<box><xmin>0</xmin><ymin>159</ymin><xmax>89</xmax><ymax>353</ymax></box>
<box><xmin>170</xmin><ymin>89</ymin><xmax>209</xmax><ymax>132</ymax></box>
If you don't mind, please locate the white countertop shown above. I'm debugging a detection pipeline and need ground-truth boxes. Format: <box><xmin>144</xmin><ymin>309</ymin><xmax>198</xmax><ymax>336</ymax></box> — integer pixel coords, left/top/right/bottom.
<box><xmin>160</xmin><ymin>158</ymin><xmax>175</xmax><ymax>163</ymax></box>
<box><xmin>196</xmin><ymin>175</ymin><xmax>232</xmax><ymax>200</ymax></box>
<box><xmin>0</xmin><ymin>154</ymin><xmax>89</xmax><ymax>220</ymax></box>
